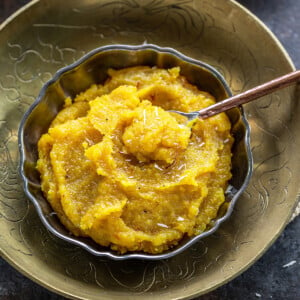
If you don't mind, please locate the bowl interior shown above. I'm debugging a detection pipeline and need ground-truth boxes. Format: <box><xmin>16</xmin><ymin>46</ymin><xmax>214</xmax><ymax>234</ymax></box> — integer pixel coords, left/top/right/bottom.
<box><xmin>19</xmin><ymin>45</ymin><xmax>252</xmax><ymax>260</ymax></box>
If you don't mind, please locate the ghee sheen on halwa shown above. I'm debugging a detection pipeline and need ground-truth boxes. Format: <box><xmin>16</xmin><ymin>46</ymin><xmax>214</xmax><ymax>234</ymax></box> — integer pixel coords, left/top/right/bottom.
<box><xmin>37</xmin><ymin>66</ymin><xmax>233</xmax><ymax>254</ymax></box>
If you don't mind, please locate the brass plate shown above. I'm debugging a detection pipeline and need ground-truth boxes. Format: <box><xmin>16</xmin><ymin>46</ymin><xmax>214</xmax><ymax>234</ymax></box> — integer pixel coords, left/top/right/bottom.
<box><xmin>0</xmin><ymin>0</ymin><xmax>299</xmax><ymax>299</ymax></box>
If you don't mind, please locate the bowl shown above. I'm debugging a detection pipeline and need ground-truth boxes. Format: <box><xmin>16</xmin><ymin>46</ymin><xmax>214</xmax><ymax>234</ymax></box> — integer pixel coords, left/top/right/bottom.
<box><xmin>18</xmin><ymin>44</ymin><xmax>252</xmax><ymax>260</ymax></box>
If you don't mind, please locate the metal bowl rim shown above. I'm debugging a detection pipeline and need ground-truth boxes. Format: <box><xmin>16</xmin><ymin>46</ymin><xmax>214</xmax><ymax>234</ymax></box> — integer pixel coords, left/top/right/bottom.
<box><xmin>18</xmin><ymin>43</ymin><xmax>253</xmax><ymax>261</ymax></box>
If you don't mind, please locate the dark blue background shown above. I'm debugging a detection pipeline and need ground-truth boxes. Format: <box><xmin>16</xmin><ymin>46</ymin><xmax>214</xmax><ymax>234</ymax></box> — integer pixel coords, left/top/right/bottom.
<box><xmin>0</xmin><ymin>1</ymin><xmax>299</xmax><ymax>299</ymax></box>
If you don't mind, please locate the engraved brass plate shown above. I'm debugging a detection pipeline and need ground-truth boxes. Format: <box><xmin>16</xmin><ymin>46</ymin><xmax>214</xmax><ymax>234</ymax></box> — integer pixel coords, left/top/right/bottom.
<box><xmin>0</xmin><ymin>0</ymin><xmax>299</xmax><ymax>299</ymax></box>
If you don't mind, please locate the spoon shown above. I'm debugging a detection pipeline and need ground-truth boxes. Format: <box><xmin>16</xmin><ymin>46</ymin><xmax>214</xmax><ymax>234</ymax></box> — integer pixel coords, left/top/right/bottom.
<box><xmin>170</xmin><ymin>70</ymin><xmax>300</xmax><ymax>120</ymax></box>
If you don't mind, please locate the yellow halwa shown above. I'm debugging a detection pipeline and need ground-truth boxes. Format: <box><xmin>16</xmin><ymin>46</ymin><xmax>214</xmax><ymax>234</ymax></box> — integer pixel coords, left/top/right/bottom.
<box><xmin>37</xmin><ymin>66</ymin><xmax>233</xmax><ymax>254</ymax></box>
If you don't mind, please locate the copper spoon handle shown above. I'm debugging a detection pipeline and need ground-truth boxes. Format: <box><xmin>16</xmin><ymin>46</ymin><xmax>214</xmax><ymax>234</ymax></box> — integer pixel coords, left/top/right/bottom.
<box><xmin>198</xmin><ymin>70</ymin><xmax>300</xmax><ymax>119</ymax></box>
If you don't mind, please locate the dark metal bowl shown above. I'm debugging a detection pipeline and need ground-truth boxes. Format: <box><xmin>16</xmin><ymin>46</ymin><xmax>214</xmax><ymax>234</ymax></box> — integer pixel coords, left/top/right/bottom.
<box><xmin>18</xmin><ymin>44</ymin><xmax>252</xmax><ymax>260</ymax></box>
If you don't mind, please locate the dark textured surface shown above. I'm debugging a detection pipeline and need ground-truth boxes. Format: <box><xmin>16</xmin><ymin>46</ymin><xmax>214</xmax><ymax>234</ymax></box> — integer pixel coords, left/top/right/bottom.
<box><xmin>0</xmin><ymin>0</ymin><xmax>299</xmax><ymax>299</ymax></box>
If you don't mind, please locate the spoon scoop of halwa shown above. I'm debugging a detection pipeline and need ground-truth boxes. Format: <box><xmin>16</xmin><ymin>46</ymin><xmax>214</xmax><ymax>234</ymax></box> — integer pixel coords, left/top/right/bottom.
<box><xmin>37</xmin><ymin>66</ymin><xmax>233</xmax><ymax>254</ymax></box>
<box><xmin>87</xmin><ymin>85</ymin><xmax>191</xmax><ymax>166</ymax></box>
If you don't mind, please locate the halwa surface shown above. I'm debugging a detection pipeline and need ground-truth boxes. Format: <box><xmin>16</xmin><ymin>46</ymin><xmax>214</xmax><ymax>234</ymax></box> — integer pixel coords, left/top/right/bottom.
<box><xmin>37</xmin><ymin>66</ymin><xmax>233</xmax><ymax>254</ymax></box>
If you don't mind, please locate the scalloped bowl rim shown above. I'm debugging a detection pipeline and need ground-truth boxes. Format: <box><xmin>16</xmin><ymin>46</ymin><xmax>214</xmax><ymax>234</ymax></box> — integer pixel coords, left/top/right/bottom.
<box><xmin>18</xmin><ymin>44</ymin><xmax>253</xmax><ymax>261</ymax></box>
